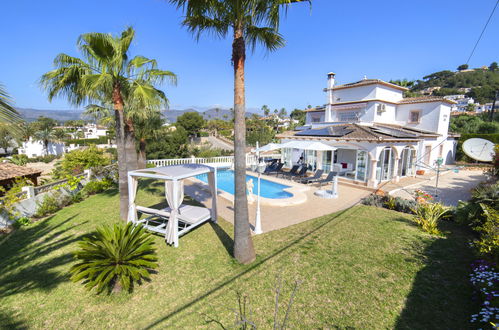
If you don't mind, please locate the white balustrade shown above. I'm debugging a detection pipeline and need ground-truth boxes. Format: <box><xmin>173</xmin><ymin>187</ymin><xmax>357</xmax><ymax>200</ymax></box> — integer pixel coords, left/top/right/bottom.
<box><xmin>147</xmin><ymin>154</ymin><xmax>280</xmax><ymax>168</ymax></box>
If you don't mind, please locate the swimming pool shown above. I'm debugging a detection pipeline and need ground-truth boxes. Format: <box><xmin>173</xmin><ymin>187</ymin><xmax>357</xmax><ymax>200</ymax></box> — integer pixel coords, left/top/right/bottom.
<box><xmin>196</xmin><ymin>169</ymin><xmax>293</xmax><ymax>199</ymax></box>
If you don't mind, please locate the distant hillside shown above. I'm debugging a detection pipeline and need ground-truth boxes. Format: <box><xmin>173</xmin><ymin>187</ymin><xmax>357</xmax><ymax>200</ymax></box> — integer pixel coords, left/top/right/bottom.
<box><xmin>408</xmin><ymin>64</ymin><xmax>499</xmax><ymax>103</ymax></box>
<box><xmin>16</xmin><ymin>107</ymin><xmax>258</xmax><ymax>123</ymax></box>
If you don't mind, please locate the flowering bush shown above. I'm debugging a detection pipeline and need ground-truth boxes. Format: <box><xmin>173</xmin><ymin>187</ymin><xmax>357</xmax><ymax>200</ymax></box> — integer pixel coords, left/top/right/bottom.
<box><xmin>414</xmin><ymin>189</ymin><xmax>434</xmax><ymax>203</ymax></box>
<box><xmin>469</xmin><ymin>260</ymin><xmax>499</xmax><ymax>327</ymax></box>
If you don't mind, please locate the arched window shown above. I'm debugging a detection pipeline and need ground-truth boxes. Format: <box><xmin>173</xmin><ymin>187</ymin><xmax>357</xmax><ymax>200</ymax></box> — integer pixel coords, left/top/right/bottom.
<box><xmin>398</xmin><ymin>147</ymin><xmax>416</xmax><ymax>177</ymax></box>
<box><xmin>376</xmin><ymin>147</ymin><xmax>395</xmax><ymax>181</ymax></box>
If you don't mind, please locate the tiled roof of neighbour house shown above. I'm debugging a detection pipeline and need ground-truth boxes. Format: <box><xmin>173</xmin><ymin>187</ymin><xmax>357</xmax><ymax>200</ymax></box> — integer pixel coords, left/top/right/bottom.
<box><xmin>276</xmin><ymin>123</ymin><xmax>440</xmax><ymax>142</ymax></box>
<box><xmin>398</xmin><ymin>96</ymin><xmax>456</xmax><ymax>105</ymax></box>
<box><xmin>0</xmin><ymin>163</ymin><xmax>42</xmax><ymax>182</ymax></box>
<box><xmin>332</xmin><ymin>79</ymin><xmax>409</xmax><ymax>92</ymax></box>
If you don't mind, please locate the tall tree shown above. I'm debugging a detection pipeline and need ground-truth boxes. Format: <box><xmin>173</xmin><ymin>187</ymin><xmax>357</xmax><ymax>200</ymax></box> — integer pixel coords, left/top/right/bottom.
<box><xmin>40</xmin><ymin>27</ymin><xmax>176</xmax><ymax>220</ymax></box>
<box><xmin>262</xmin><ymin>104</ymin><xmax>270</xmax><ymax>116</ymax></box>
<box><xmin>34</xmin><ymin>128</ymin><xmax>55</xmax><ymax>155</ymax></box>
<box><xmin>169</xmin><ymin>0</ymin><xmax>309</xmax><ymax>264</ymax></box>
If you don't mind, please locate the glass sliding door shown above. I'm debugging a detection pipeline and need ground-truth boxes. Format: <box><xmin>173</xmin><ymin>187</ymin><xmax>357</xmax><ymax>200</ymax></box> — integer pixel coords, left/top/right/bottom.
<box><xmin>376</xmin><ymin>147</ymin><xmax>394</xmax><ymax>182</ymax></box>
<box><xmin>322</xmin><ymin>150</ymin><xmax>333</xmax><ymax>172</ymax></box>
<box><xmin>355</xmin><ymin>150</ymin><xmax>368</xmax><ymax>181</ymax></box>
<box><xmin>398</xmin><ymin>147</ymin><xmax>416</xmax><ymax>177</ymax></box>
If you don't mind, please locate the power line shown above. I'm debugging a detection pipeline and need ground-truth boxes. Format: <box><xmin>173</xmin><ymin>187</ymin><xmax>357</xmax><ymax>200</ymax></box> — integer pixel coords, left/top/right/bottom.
<box><xmin>466</xmin><ymin>0</ymin><xmax>499</xmax><ymax>65</ymax></box>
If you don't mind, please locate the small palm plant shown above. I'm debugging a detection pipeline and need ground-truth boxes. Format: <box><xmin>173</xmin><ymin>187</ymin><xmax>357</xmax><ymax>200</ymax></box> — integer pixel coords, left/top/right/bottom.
<box><xmin>411</xmin><ymin>202</ymin><xmax>450</xmax><ymax>235</ymax></box>
<box><xmin>70</xmin><ymin>222</ymin><xmax>158</xmax><ymax>294</ymax></box>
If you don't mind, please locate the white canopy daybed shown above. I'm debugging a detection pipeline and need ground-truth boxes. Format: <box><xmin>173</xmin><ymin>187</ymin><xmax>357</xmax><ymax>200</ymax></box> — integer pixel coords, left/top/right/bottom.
<box><xmin>127</xmin><ymin>164</ymin><xmax>218</xmax><ymax>247</ymax></box>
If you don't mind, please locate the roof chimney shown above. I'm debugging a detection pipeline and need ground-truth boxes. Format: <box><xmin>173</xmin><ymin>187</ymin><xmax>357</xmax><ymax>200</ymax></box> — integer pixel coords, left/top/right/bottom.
<box><xmin>327</xmin><ymin>72</ymin><xmax>336</xmax><ymax>90</ymax></box>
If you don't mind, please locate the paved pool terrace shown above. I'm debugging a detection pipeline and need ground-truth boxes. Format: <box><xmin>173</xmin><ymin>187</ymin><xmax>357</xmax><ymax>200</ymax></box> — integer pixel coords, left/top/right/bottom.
<box><xmin>185</xmin><ymin>171</ymin><xmax>372</xmax><ymax>233</ymax></box>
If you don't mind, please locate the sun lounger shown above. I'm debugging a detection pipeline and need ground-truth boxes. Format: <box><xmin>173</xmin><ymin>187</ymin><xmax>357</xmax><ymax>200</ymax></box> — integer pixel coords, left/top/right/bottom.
<box><xmin>135</xmin><ymin>204</ymin><xmax>211</xmax><ymax>232</ymax></box>
<box><xmin>315</xmin><ymin>171</ymin><xmax>337</xmax><ymax>187</ymax></box>
<box><xmin>299</xmin><ymin>169</ymin><xmax>324</xmax><ymax>184</ymax></box>
<box><xmin>265</xmin><ymin>162</ymin><xmax>284</xmax><ymax>174</ymax></box>
<box><xmin>291</xmin><ymin>166</ymin><xmax>309</xmax><ymax>180</ymax></box>
<box><xmin>279</xmin><ymin>165</ymin><xmax>300</xmax><ymax>178</ymax></box>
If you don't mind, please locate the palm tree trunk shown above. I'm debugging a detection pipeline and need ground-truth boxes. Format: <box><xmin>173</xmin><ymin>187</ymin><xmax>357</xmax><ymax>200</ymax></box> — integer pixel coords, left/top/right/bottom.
<box><xmin>138</xmin><ymin>138</ymin><xmax>147</xmax><ymax>169</ymax></box>
<box><xmin>112</xmin><ymin>84</ymin><xmax>129</xmax><ymax>221</ymax></box>
<box><xmin>232</xmin><ymin>27</ymin><xmax>255</xmax><ymax>264</ymax></box>
<box><xmin>124</xmin><ymin>118</ymin><xmax>138</xmax><ymax>172</ymax></box>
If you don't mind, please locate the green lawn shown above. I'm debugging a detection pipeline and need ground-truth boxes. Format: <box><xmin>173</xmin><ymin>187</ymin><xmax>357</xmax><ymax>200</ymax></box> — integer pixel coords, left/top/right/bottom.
<box><xmin>0</xmin><ymin>183</ymin><xmax>475</xmax><ymax>329</ymax></box>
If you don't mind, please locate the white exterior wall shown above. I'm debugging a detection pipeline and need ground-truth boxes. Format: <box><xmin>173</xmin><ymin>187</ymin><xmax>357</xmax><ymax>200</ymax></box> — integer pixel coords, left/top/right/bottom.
<box><xmin>19</xmin><ymin>138</ymin><xmax>65</xmax><ymax>157</ymax></box>
<box><xmin>332</xmin><ymin>85</ymin><xmax>378</xmax><ymax>103</ymax></box>
<box><xmin>373</xmin><ymin>85</ymin><xmax>404</xmax><ymax>102</ymax></box>
<box><xmin>396</xmin><ymin>103</ymin><xmax>441</xmax><ymax>134</ymax></box>
<box><xmin>372</xmin><ymin>102</ymin><xmax>397</xmax><ymax>123</ymax></box>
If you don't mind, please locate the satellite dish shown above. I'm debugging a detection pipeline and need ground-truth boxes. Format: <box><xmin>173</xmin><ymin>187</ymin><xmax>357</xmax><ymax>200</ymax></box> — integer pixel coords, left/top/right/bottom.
<box><xmin>462</xmin><ymin>138</ymin><xmax>495</xmax><ymax>162</ymax></box>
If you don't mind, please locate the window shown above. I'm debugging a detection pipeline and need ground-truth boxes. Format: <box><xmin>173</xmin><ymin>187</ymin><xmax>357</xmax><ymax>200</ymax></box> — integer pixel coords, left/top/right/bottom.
<box><xmin>310</xmin><ymin>113</ymin><xmax>322</xmax><ymax>123</ymax></box>
<box><xmin>409</xmin><ymin>110</ymin><xmax>421</xmax><ymax>123</ymax></box>
<box><xmin>338</xmin><ymin>111</ymin><xmax>359</xmax><ymax>122</ymax></box>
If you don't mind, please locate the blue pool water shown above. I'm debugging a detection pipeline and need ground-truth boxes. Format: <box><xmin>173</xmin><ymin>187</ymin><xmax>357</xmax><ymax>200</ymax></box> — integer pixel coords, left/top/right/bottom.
<box><xmin>196</xmin><ymin>169</ymin><xmax>293</xmax><ymax>199</ymax></box>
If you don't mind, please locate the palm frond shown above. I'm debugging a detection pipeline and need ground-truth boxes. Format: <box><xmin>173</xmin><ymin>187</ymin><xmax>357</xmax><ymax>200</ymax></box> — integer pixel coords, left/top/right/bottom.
<box><xmin>245</xmin><ymin>25</ymin><xmax>285</xmax><ymax>52</ymax></box>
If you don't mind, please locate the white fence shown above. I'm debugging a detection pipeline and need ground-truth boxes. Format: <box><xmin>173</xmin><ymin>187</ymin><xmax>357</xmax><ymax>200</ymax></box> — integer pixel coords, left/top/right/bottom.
<box><xmin>147</xmin><ymin>154</ymin><xmax>281</xmax><ymax>168</ymax></box>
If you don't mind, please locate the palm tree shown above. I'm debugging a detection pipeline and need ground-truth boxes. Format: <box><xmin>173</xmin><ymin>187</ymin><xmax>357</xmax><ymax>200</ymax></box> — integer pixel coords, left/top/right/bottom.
<box><xmin>169</xmin><ymin>0</ymin><xmax>308</xmax><ymax>264</ymax></box>
<box><xmin>262</xmin><ymin>104</ymin><xmax>270</xmax><ymax>117</ymax></box>
<box><xmin>53</xmin><ymin>128</ymin><xmax>68</xmax><ymax>142</ymax></box>
<box><xmin>0</xmin><ymin>83</ymin><xmax>22</xmax><ymax>137</ymax></box>
<box><xmin>133</xmin><ymin>111</ymin><xmax>164</xmax><ymax>169</ymax></box>
<box><xmin>34</xmin><ymin>128</ymin><xmax>55</xmax><ymax>156</ymax></box>
<box><xmin>40</xmin><ymin>27</ymin><xmax>176</xmax><ymax>220</ymax></box>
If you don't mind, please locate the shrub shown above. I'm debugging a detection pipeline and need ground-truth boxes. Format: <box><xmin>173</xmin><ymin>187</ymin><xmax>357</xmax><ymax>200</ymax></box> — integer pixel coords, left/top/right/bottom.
<box><xmin>70</xmin><ymin>223</ymin><xmax>158</xmax><ymax>294</ymax></box>
<box><xmin>471</xmin><ymin>204</ymin><xmax>499</xmax><ymax>263</ymax></box>
<box><xmin>14</xmin><ymin>216</ymin><xmax>31</xmax><ymax>228</ymax></box>
<box><xmin>28</xmin><ymin>154</ymin><xmax>58</xmax><ymax>163</ymax></box>
<box><xmin>83</xmin><ymin>178</ymin><xmax>114</xmax><ymax>195</ymax></box>
<box><xmin>52</xmin><ymin>146</ymin><xmax>110</xmax><ymax>179</ymax></box>
<box><xmin>34</xmin><ymin>191</ymin><xmax>71</xmax><ymax>218</ymax></box>
<box><xmin>9</xmin><ymin>154</ymin><xmax>28</xmax><ymax>166</ymax></box>
<box><xmin>0</xmin><ymin>178</ymin><xmax>33</xmax><ymax>220</ymax></box>
<box><xmin>361</xmin><ymin>194</ymin><xmax>416</xmax><ymax>215</ymax></box>
<box><xmin>360</xmin><ymin>194</ymin><xmax>385</xmax><ymax>208</ymax></box>
<box><xmin>411</xmin><ymin>202</ymin><xmax>450</xmax><ymax>235</ymax></box>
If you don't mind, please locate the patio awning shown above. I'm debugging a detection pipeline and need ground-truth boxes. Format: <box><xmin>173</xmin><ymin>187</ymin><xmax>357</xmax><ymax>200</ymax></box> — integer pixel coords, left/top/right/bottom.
<box><xmin>280</xmin><ymin>140</ymin><xmax>337</xmax><ymax>151</ymax></box>
<box><xmin>254</xmin><ymin>141</ymin><xmax>336</xmax><ymax>153</ymax></box>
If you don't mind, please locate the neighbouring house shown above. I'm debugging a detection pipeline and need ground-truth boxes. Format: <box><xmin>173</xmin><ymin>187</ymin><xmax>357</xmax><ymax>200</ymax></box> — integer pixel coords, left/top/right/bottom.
<box><xmin>83</xmin><ymin>123</ymin><xmax>108</xmax><ymax>139</ymax></box>
<box><xmin>18</xmin><ymin>137</ymin><xmax>65</xmax><ymax>158</ymax></box>
<box><xmin>277</xmin><ymin>73</ymin><xmax>458</xmax><ymax>189</ymax></box>
<box><xmin>260</xmin><ymin>114</ymin><xmax>299</xmax><ymax>129</ymax></box>
<box><xmin>476</xmin><ymin>102</ymin><xmax>497</xmax><ymax>113</ymax></box>
<box><xmin>444</xmin><ymin>94</ymin><xmax>475</xmax><ymax>112</ymax></box>
<box><xmin>0</xmin><ymin>162</ymin><xmax>42</xmax><ymax>188</ymax></box>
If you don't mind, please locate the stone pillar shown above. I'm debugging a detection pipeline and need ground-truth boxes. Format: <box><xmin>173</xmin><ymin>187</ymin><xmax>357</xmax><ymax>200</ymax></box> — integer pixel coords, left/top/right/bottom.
<box><xmin>392</xmin><ymin>158</ymin><xmax>400</xmax><ymax>183</ymax></box>
<box><xmin>22</xmin><ymin>186</ymin><xmax>35</xmax><ymax>199</ymax></box>
<box><xmin>84</xmin><ymin>169</ymin><xmax>93</xmax><ymax>180</ymax></box>
<box><xmin>367</xmin><ymin>159</ymin><xmax>378</xmax><ymax>188</ymax></box>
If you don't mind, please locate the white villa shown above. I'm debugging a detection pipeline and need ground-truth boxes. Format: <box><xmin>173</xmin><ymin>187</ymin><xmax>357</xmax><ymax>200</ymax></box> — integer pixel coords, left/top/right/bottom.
<box><xmin>277</xmin><ymin>73</ymin><xmax>459</xmax><ymax>189</ymax></box>
<box><xmin>83</xmin><ymin>123</ymin><xmax>108</xmax><ymax>139</ymax></box>
<box><xmin>18</xmin><ymin>137</ymin><xmax>66</xmax><ymax>158</ymax></box>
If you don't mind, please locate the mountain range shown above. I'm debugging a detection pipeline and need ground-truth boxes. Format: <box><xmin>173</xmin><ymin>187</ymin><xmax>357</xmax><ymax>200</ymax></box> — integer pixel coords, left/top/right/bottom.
<box><xmin>16</xmin><ymin>107</ymin><xmax>261</xmax><ymax>123</ymax></box>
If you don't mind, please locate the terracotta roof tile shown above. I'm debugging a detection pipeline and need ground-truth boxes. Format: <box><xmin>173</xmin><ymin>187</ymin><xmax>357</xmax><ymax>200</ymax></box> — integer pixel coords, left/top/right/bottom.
<box><xmin>398</xmin><ymin>96</ymin><xmax>456</xmax><ymax>105</ymax></box>
<box><xmin>333</xmin><ymin>79</ymin><xmax>408</xmax><ymax>92</ymax></box>
<box><xmin>0</xmin><ymin>163</ymin><xmax>42</xmax><ymax>181</ymax></box>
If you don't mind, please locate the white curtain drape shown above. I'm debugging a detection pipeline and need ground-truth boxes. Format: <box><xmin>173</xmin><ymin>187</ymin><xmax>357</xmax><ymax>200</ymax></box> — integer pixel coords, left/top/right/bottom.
<box><xmin>165</xmin><ymin>180</ymin><xmax>184</xmax><ymax>247</ymax></box>
<box><xmin>207</xmin><ymin>171</ymin><xmax>218</xmax><ymax>222</ymax></box>
<box><xmin>127</xmin><ymin>175</ymin><xmax>139</xmax><ymax>223</ymax></box>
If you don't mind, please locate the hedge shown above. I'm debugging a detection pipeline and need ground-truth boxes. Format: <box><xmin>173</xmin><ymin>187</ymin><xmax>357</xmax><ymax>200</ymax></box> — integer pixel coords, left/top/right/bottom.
<box><xmin>64</xmin><ymin>136</ymin><xmax>109</xmax><ymax>146</ymax></box>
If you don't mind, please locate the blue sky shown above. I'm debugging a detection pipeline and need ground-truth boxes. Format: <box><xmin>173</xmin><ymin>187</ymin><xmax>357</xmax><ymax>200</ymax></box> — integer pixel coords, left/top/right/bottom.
<box><xmin>1</xmin><ymin>0</ymin><xmax>498</xmax><ymax>112</ymax></box>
